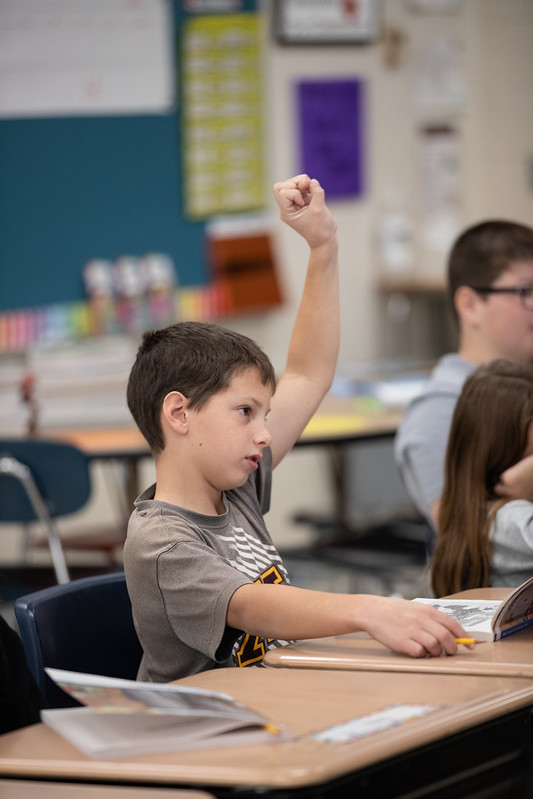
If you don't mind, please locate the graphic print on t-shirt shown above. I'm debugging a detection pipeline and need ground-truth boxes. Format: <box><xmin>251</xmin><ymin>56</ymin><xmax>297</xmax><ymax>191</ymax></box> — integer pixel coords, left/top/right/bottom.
<box><xmin>223</xmin><ymin>526</ymin><xmax>291</xmax><ymax>667</ymax></box>
<box><xmin>221</xmin><ymin>526</ymin><xmax>289</xmax><ymax>582</ymax></box>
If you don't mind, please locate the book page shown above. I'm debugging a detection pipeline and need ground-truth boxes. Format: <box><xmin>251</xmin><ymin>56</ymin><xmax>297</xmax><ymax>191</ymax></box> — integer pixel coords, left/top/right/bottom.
<box><xmin>42</xmin><ymin>707</ymin><xmax>281</xmax><ymax>759</ymax></box>
<box><xmin>43</xmin><ymin>669</ymin><xmax>287</xmax><ymax>759</ymax></box>
<box><xmin>413</xmin><ymin>598</ymin><xmax>501</xmax><ymax>639</ymax></box>
<box><xmin>46</xmin><ymin>668</ymin><xmax>263</xmax><ymax>722</ymax></box>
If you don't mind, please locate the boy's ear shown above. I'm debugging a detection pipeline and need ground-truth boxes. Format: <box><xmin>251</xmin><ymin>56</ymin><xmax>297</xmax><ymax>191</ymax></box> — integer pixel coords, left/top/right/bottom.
<box><xmin>455</xmin><ymin>285</ymin><xmax>483</xmax><ymax>326</ymax></box>
<box><xmin>162</xmin><ymin>391</ymin><xmax>189</xmax><ymax>435</ymax></box>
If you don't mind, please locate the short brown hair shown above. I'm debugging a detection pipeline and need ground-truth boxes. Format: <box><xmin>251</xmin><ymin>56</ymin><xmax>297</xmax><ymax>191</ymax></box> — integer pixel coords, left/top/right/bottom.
<box><xmin>127</xmin><ymin>321</ymin><xmax>276</xmax><ymax>455</ymax></box>
<box><xmin>447</xmin><ymin>220</ymin><xmax>533</xmax><ymax>321</ymax></box>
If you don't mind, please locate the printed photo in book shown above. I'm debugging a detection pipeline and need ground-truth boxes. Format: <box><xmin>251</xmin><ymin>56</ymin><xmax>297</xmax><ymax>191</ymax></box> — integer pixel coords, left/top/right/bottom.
<box><xmin>414</xmin><ymin>576</ymin><xmax>533</xmax><ymax>642</ymax></box>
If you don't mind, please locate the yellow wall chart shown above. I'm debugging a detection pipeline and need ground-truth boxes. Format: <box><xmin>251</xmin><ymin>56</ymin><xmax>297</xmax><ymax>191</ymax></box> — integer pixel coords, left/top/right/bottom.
<box><xmin>181</xmin><ymin>14</ymin><xmax>264</xmax><ymax>219</ymax></box>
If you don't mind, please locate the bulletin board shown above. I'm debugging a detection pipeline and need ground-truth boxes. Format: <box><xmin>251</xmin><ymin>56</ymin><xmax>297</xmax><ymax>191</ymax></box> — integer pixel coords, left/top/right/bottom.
<box><xmin>0</xmin><ymin>0</ymin><xmax>259</xmax><ymax>313</ymax></box>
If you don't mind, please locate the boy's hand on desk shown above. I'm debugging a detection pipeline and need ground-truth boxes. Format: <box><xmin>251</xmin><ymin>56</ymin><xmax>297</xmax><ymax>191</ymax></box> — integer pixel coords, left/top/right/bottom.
<box><xmin>357</xmin><ymin>595</ymin><xmax>469</xmax><ymax>658</ymax></box>
<box><xmin>273</xmin><ymin>174</ymin><xmax>338</xmax><ymax>250</ymax></box>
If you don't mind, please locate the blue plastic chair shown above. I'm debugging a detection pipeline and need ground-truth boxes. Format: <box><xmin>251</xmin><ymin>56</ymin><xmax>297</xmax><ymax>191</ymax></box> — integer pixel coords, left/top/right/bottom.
<box><xmin>14</xmin><ymin>571</ymin><xmax>143</xmax><ymax>708</ymax></box>
<box><xmin>0</xmin><ymin>439</ymin><xmax>93</xmax><ymax>583</ymax></box>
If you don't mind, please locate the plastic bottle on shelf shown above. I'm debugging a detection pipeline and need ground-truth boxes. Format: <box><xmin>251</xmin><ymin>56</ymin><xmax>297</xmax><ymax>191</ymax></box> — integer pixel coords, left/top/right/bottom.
<box><xmin>82</xmin><ymin>259</ymin><xmax>117</xmax><ymax>336</ymax></box>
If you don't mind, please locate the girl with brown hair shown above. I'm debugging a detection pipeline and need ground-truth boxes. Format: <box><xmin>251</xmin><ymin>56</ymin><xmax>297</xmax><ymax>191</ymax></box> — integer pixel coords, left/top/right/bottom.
<box><xmin>432</xmin><ymin>359</ymin><xmax>533</xmax><ymax>596</ymax></box>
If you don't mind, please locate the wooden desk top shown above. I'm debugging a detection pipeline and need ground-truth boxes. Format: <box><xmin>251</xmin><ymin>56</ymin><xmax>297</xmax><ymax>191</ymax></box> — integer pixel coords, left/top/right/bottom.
<box><xmin>298</xmin><ymin>397</ymin><xmax>402</xmax><ymax>446</ymax></box>
<box><xmin>0</xmin><ymin>668</ymin><xmax>532</xmax><ymax>790</ymax></box>
<box><xmin>447</xmin><ymin>588</ymin><xmax>511</xmax><ymax>601</ymax></box>
<box><xmin>263</xmin><ymin>628</ymin><xmax>533</xmax><ymax>679</ymax></box>
<box><xmin>0</xmin><ymin>781</ymin><xmax>214</xmax><ymax>799</ymax></box>
<box><xmin>47</xmin><ymin>427</ymin><xmax>150</xmax><ymax>460</ymax></box>
<box><xmin>376</xmin><ymin>274</ymin><xmax>446</xmax><ymax>295</ymax></box>
<box><xmin>264</xmin><ymin>588</ymin><xmax>533</xmax><ymax>678</ymax></box>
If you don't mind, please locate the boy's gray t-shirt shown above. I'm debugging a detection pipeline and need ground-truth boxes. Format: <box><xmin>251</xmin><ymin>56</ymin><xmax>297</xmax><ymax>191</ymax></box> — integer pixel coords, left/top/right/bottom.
<box><xmin>123</xmin><ymin>448</ymin><xmax>290</xmax><ymax>683</ymax></box>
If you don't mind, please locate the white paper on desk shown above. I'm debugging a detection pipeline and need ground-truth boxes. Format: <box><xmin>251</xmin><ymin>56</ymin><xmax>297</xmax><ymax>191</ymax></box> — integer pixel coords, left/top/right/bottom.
<box><xmin>312</xmin><ymin>704</ymin><xmax>442</xmax><ymax>743</ymax></box>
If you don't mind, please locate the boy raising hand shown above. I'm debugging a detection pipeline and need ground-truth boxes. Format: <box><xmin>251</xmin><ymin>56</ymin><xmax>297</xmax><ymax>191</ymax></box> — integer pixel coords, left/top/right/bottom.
<box><xmin>124</xmin><ymin>175</ymin><xmax>468</xmax><ymax>683</ymax></box>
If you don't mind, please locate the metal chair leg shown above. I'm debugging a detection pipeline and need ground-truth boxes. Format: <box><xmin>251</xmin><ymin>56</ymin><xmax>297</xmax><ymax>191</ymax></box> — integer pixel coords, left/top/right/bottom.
<box><xmin>0</xmin><ymin>456</ymin><xmax>70</xmax><ymax>584</ymax></box>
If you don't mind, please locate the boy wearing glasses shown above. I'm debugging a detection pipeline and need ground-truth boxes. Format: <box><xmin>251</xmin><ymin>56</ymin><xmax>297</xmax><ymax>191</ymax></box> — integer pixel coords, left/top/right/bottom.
<box><xmin>395</xmin><ymin>220</ymin><xmax>533</xmax><ymax>530</ymax></box>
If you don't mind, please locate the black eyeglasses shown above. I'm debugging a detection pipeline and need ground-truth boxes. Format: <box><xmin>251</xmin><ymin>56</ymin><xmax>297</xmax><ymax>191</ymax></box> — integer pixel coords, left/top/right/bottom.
<box><xmin>473</xmin><ymin>286</ymin><xmax>533</xmax><ymax>311</ymax></box>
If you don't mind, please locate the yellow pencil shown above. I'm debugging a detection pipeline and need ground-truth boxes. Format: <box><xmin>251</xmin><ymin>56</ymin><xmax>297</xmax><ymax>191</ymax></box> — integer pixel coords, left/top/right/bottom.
<box><xmin>263</xmin><ymin>724</ymin><xmax>281</xmax><ymax>735</ymax></box>
<box><xmin>455</xmin><ymin>637</ymin><xmax>483</xmax><ymax>645</ymax></box>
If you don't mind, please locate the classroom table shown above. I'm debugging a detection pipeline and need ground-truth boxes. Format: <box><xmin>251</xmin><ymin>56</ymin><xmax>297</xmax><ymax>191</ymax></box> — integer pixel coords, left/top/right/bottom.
<box><xmin>0</xmin><ymin>782</ymin><xmax>215</xmax><ymax>799</ymax></box>
<box><xmin>47</xmin><ymin>396</ymin><xmax>404</xmax><ymax>517</ymax></box>
<box><xmin>263</xmin><ymin>587</ymin><xmax>533</xmax><ymax>678</ymax></box>
<box><xmin>0</xmin><ymin>667</ymin><xmax>532</xmax><ymax>797</ymax></box>
<box><xmin>50</xmin><ymin>397</ymin><xmax>403</xmax><ymax>455</ymax></box>
<box><xmin>41</xmin><ymin>399</ymin><xmax>418</xmax><ymax>594</ymax></box>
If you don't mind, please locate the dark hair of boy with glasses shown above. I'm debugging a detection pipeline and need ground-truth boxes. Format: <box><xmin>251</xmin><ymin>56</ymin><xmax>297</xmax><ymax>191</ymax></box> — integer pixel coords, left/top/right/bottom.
<box><xmin>448</xmin><ymin>221</ymin><xmax>533</xmax><ymax>318</ymax></box>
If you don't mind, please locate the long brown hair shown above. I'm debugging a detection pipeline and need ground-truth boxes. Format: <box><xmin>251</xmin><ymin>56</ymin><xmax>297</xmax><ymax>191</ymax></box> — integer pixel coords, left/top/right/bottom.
<box><xmin>432</xmin><ymin>360</ymin><xmax>533</xmax><ymax>596</ymax></box>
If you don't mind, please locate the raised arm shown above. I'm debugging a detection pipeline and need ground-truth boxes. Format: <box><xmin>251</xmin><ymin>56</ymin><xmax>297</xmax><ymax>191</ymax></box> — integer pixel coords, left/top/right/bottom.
<box><xmin>268</xmin><ymin>174</ymin><xmax>339</xmax><ymax>467</ymax></box>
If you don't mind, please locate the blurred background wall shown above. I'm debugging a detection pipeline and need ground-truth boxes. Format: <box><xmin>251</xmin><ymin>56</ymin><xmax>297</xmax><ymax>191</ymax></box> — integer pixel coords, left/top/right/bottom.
<box><xmin>0</xmin><ymin>0</ymin><xmax>532</xmax><ymax>562</ymax></box>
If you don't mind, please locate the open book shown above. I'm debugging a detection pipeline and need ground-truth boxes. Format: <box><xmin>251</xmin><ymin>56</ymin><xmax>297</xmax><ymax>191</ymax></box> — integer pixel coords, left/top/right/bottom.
<box><xmin>414</xmin><ymin>575</ymin><xmax>533</xmax><ymax>642</ymax></box>
<box><xmin>41</xmin><ymin>668</ymin><xmax>288</xmax><ymax>759</ymax></box>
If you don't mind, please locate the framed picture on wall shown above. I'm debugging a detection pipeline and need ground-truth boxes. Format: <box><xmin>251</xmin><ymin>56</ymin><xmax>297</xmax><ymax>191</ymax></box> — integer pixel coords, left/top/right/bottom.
<box><xmin>274</xmin><ymin>0</ymin><xmax>381</xmax><ymax>45</ymax></box>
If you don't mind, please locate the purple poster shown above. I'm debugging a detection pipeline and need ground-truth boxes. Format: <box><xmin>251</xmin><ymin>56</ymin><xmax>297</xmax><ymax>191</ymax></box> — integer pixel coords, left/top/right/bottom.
<box><xmin>297</xmin><ymin>79</ymin><xmax>364</xmax><ymax>198</ymax></box>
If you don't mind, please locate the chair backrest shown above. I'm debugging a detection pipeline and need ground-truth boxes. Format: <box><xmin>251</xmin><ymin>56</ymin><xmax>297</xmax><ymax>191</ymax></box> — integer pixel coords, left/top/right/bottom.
<box><xmin>0</xmin><ymin>439</ymin><xmax>91</xmax><ymax>522</ymax></box>
<box><xmin>14</xmin><ymin>571</ymin><xmax>143</xmax><ymax>708</ymax></box>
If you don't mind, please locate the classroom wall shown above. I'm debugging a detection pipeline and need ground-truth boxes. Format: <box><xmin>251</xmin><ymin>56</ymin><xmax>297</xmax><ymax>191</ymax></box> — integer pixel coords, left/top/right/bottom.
<box><xmin>237</xmin><ymin>0</ymin><xmax>533</xmax><ymax>548</ymax></box>
<box><xmin>250</xmin><ymin>0</ymin><xmax>533</xmax><ymax>368</ymax></box>
<box><xmin>1</xmin><ymin>0</ymin><xmax>532</xmax><ymax>561</ymax></box>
